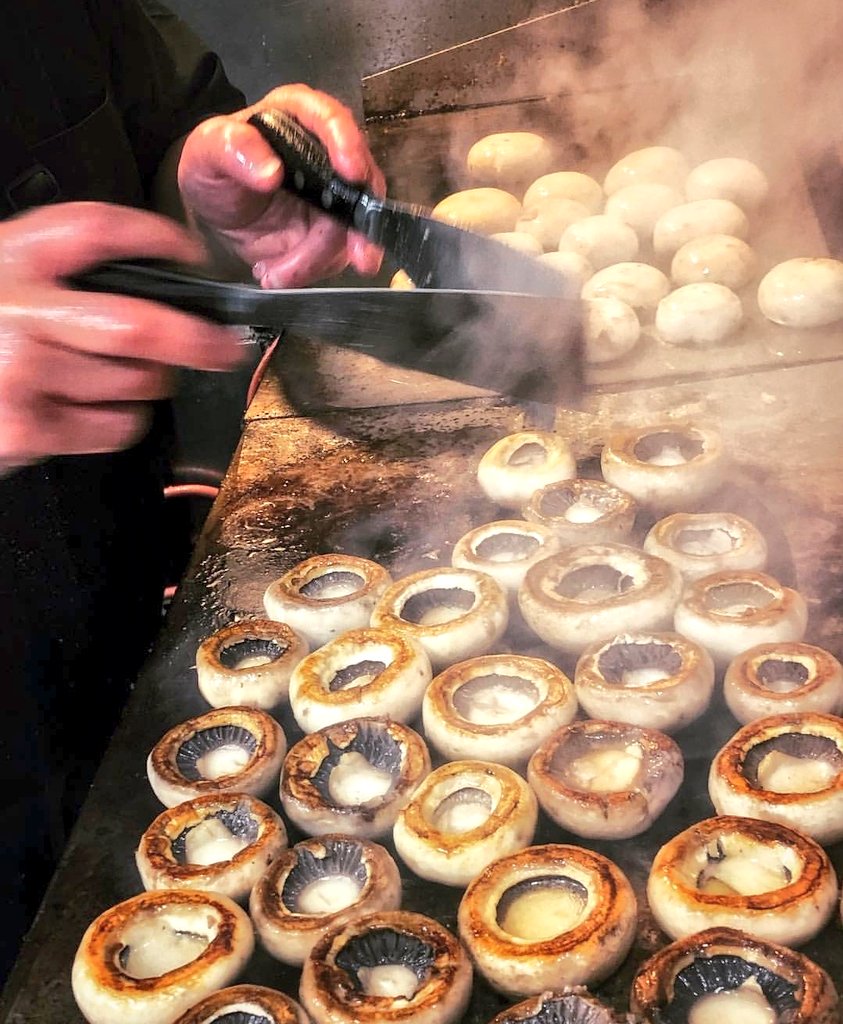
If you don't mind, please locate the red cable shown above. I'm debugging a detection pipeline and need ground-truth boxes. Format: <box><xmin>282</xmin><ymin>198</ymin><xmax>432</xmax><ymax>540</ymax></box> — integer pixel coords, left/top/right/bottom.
<box><xmin>246</xmin><ymin>336</ymin><xmax>280</xmax><ymax>409</ymax></box>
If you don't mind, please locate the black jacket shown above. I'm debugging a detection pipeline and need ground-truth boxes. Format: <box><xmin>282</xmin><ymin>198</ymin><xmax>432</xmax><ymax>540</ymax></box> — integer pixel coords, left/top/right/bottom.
<box><xmin>0</xmin><ymin>0</ymin><xmax>244</xmax><ymax>981</ymax></box>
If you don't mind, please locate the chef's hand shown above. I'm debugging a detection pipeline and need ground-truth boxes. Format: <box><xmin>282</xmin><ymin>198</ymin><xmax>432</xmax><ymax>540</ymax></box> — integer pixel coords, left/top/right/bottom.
<box><xmin>0</xmin><ymin>202</ymin><xmax>243</xmax><ymax>475</ymax></box>
<box><xmin>177</xmin><ymin>83</ymin><xmax>385</xmax><ymax>288</ymax></box>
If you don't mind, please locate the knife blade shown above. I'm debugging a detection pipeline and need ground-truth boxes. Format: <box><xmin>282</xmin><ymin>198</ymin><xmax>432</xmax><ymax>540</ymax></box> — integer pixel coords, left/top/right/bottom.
<box><xmin>248</xmin><ymin>110</ymin><xmax>572</xmax><ymax>298</ymax></box>
<box><xmin>74</xmin><ymin>261</ymin><xmax>581</xmax><ymax>404</ymax></box>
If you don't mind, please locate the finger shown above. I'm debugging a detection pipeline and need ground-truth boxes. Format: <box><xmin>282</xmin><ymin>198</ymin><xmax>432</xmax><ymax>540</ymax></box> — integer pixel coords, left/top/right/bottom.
<box><xmin>0</xmin><ymin>203</ymin><xmax>206</xmax><ymax>281</ymax></box>
<box><xmin>38</xmin><ymin>350</ymin><xmax>174</xmax><ymax>404</ymax></box>
<box><xmin>4</xmin><ymin>286</ymin><xmax>245</xmax><ymax>371</ymax></box>
<box><xmin>348</xmin><ymin>231</ymin><xmax>384</xmax><ymax>276</ymax></box>
<box><xmin>257</xmin><ymin>220</ymin><xmax>352</xmax><ymax>289</ymax></box>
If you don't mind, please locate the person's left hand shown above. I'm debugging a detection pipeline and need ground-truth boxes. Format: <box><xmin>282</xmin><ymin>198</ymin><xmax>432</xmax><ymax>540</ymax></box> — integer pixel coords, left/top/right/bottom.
<box><xmin>178</xmin><ymin>83</ymin><xmax>385</xmax><ymax>288</ymax></box>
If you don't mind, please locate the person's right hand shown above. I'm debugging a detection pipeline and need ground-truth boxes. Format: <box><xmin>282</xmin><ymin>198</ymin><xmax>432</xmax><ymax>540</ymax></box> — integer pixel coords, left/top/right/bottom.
<box><xmin>0</xmin><ymin>202</ymin><xmax>243</xmax><ymax>475</ymax></box>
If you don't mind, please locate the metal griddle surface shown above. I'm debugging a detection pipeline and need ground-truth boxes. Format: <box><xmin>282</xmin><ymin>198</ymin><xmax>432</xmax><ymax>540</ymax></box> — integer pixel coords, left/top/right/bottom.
<box><xmin>4</xmin><ymin>382</ymin><xmax>843</xmax><ymax>1022</ymax></box>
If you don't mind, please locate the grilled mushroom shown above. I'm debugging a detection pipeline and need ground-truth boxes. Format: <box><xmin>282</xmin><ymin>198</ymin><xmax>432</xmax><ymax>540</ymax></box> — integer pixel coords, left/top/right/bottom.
<box><xmin>422</xmin><ymin>654</ymin><xmax>578</xmax><ymax>768</ymax></box>
<box><xmin>195</xmin><ymin>618</ymin><xmax>308</xmax><ymax>710</ymax></box>
<box><xmin>674</xmin><ymin>570</ymin><xmax>808</xmax><ymax>665</ymax></box>
<box><xmin>558</xmin><ymin>215</ymin><xmax>640</xmax><ymax>271</ymax></box>
<box><xmin>432</xmin><ymin>187</ymin><xmax>521</xmax><ymax>235</ymax></box>
<box><xmin>172</xmin><ymin>984</ymin><xmax>310</xmax><ymax>1024</ymax></box>
<box><xmin>685</xmin><ymin>157</ymin><xmax>769</xmax><ymax>211</ymax></box>
<box><xmin>147</xmin><ymin>707</ymin><xmax>286</xmax><ymax>808</ymax></box>
<box><xmin>136</xmin><ymin>792</ymin><xmax>287</xmax><ymax>902</ymax></box>
<box><xmin>517</xmin><ymin>197</ymin><xmax>591</xmax><ymax>252</ymax></box>
<box><xmin>393</xmin><ymin>760</ymin><xmax>538</xmax><ymax>888</ymax></box>
<box><xmin>518</xmin><ymin>543</ymin><xmax>683</xmax><ymax>656</ymax></box>
<box><xmin>250</xmin><ymin>835</ymin><xmax>401</xmax><ymax>966</ymax></box>
<box><xmin>724</xmin><ymin>642</ymin><xmax>843</xmax><ymax>724</ymax></box>
<box><xmin>288</xmin><ymin>626</ymin><xmax>432</xmax><ymax>734</ymax></box>
<box><xmin>647</xmin><ymin>815</ymin><xmax>838</xmax><ymax>946</ymax></box>
<box><xmin>467</xmin><ymin>132</ymin><xmax>555</xmax><ymax>191</ymax></box>
<box><xmin>263</xmin><ymin>554</ymin><xmax>392</xmax><ymax>650</ymax></box>
<box><xmin>523</xmin><ymin>478</ymin><xmax>638</xmax><ymax>546</ymax></box>
<box><xmin>539</xmin><ymin>251</ymin><xmax>595</xmax><ymax>287</ymax></box>
<box><xmin>487</xmin><ymin>989</ymin><xmax>625</xmax><ymax>1024</ymax></box>
<box><xmin>603</xmin><ymin>146</ymin><xmax>690</xmax><ymax>195</ymax></box>
<box><xmin>280</xmin><ymin>717</ymin><xmax>430</xmax><ymax>839</ymax></box>
<box><xmin>604</xmin><ymin>182</ymin><xmax>684</xmax><ymax>242</ymax></box>
<box><xmin>477</xmin><ymin>431</ymin><xmax>577</xmax><ymax>510</ymax></box>
<box><xmin>600</xmin><ymin>423</ymin><xmax>725</xmax><ymax>512</ymax></box>
<box><xmin>528</xmin><ymin>720</ymin><xmax>684</xmax><ymax>839</ymax></box>
<box><xmin>644</xmin><ymin>511</ymin><xmax>767</xmax><ymax>582</ymax></box>
<box><xmin>71</xmin><ymin>890</ymin><xmax>254</xmax><ymax>1024</ymax></box>
<box><xmin>523</xmin><ymin>171</ymin><xmax>604</xmax><ymax>214</ymax></box>
<box><xmin>582</xmin><ymin>296</ymin><xmax>641</xmax><ymax>365</ymax></box>
<box><xmin>370</xmin><ymin>567</ymin><xmax>509</xmax><ymax>671</ymax></box>
<box><xmin>630</xmin><ymin>926</ymin><xmax>839</xmax><ymax>1024</ymax></box>
<box><xmin>581</xmin><ymin>262</ymin><xmax>671</xmax><ymax>317</ymax></box>
<box><xmin>670</xmin><ymin>234</ymin><xmax>758</xmax><ymax>290</ymax></box>
<box><xmin>653</xmin><ymin>199</ymin><xmax>749</xmax><ymax>259</ymax></box>
<box><xmin>300</xmin><ymin>909</ymin><xmax>472</xmax><ymax>1024</ymax></box>
<box><xmin>458</xmin><ymin>844</ymin><xmax>637</xmax><ymax>998</ymax></box>
<box><xmin>451</xmin><ymin>520</ymin><xmax>560</xmax><ymax>593</ymax></box>
<box><xmin>709</xmin><ymin>712</ymin><xmax>843</xmax><ymax>844</ymax></box>
<box><xmin>757</xmin><ymin>257</ymin><xmax>843</xmax><ymax>328</ymax></box>
<box><xmin>574</xmin><ymin>631</ymin><xmax>715</xmax><ymax>733</ymax></box>
<box><xmin>655</xmin><ymin>284</ymin><xmax>744</xmax><ymax>347</ymax></box>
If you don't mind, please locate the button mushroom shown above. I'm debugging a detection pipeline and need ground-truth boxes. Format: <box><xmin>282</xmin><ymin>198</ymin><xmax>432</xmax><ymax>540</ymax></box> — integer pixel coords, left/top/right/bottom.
<box><xmin>522</xmin><ymin>478</ymin><xmax>638</xmax><ymax>546</ymax></box>
<box><xmin>486</xmin><ymin>988</ymin><xmax>626</xmax><ymax>1024</ymax></box>
<box><xmin>393</xmin><ymin>760</ymin><xmax>538</xmax><ymax>888</ymax></box>
<box><xmin>280</xmin><ymin>717</ymin><xmax>430</xmax><ymax>840</ymax></box>
<box><xmin>171</xmin><ymin>984</ymin><xmax>310</xmax><ymax>1024</ymax></box>
<box><xmin>647</xmin><ymin>815</ymin><xmax>838</xmax><ymax>946</ymax></box>
<box><xmin>528</xmin><ymin>719</ymin><xmax>684</xmax><ymax>839</ymax></box>
<box><xmin>451</xmin><ymin>520</ymin><xmax>561</xmax><ymax>594</ymax></box>
<box><xmin>644</xmin><ymin>511</ymin><xmax>767</xmax><ymax>582</ymax></box>
<box><xmin>146</xmin><ymin>706</ymin><xmax>286</xmax><ymax>808</ymax></box>
<box><xmin>477</xmin><ymin>431</ymin><xmax>577</xmax><ymax>509</ymax></box>
<box><xmin>250</xmin><ymin>834</ymin><xmax>401</xmax><ymax>966</ymax></box>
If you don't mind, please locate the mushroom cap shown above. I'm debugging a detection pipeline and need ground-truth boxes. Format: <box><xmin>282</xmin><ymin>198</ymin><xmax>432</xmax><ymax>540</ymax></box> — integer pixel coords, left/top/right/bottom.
<box><xmin>171</xmin><ymin>984</ymin><xmax>310</xmax><ymax>1024</ymax></box>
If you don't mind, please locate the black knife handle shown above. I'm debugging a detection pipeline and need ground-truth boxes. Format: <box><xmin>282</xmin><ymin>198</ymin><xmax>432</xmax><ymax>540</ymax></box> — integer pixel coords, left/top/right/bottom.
<box><xmin>248</xmin><ymin>110</ymin><xmax>365</xmax><ymax>227</ymax></box>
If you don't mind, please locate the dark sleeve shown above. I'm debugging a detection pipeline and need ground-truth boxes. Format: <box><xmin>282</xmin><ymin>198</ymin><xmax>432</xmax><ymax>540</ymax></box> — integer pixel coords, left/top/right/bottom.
<box><xmin>86</xmin><ymin>0</ymin><xmax>246</xmax><ymax>188</ymax></box>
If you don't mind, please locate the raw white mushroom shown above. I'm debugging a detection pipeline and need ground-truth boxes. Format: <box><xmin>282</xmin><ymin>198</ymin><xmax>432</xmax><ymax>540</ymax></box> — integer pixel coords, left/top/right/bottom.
<box><xmin>655</xmin><ymin>283</ymin><xmax>744</xmax><ymax>346</ymax></box>
<box><xmin>432</xmin><ymin>188</ymin><xmax>522</xmax><ymax>235</ymax></box>
<box><xmin>583</xmin><ymin>297</ymin><xmax>641</xmax><ymax>364</ymax></box>
<box><xmin>491</xmin><ymin>231</ymin><xmax>544</xmax><ymax>255</ymax></box>
<box><xmin>538</xmin><ymin>251</ymin><xmax>595</xmax><ymax>288</ymax></box>
<box><xmin>653</xmin><ymin>199</ymin><xmax>749</xmax><ymax>258</ymax></box>
<box><xmin>523</xmin><ymin>171</ymin><xmax>604</xmax><ymax>214</ymax></box>
<box><xmin>757</xmin><ymin>258</ymin><xmax>843</xmax><ymax>328</ymax></box>
<box><xmin>516</xmin><ymin>196</ymin><xmax>591</xmax><ymax>251</ymax></box>
<box><xmin>685</xmin><ymin>157</ymin><xmax>769</xmax><ymax>213</ymax></box>
<box><xmin>558</xmin><ymin>214</ymin><xmax>640</xmax><ymax>270</ymax></box>
<box><xmin>671</xmin><ymin>234</ymin><xmax>757</xmax><ymax>290</ymax></box>
<box><xmin>603</xmin><ymin>146</ymin><xmax>690</xmax><ymax>195</ymax></box>
<box><xmin>389</xmin><ymin>269</ymin><xmax>415</xmax><ymax>290</ymax></box>
<box><xmin>467</xmin><ymin>132</ymin><xmax>555</xmax><ymax>190</ymax></box>
<box><xmin>582</xmin><ymin>262</ymin><xmax>670</xmax><ymax>315</ymax></box>
<box><xmin>604</xmin><ymin>182</ymin><xmax>684</xmax><ymax>241</ymax></box>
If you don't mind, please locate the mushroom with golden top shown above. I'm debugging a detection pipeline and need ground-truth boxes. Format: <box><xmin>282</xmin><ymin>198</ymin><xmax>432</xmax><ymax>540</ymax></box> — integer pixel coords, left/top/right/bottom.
<box><xmin>522</xmin><ymin>478</ymin><xmax>638</xmax><ymax>547</ymax></box>
<box><xmin>458</xmin><ymin>844</ymin><xmax>637</xmax><ymax>998</ymax></box>
<box><xmin>644</xmin><ymin>511</ymin><xmax>767</xmax><ymax>582</ymax></box>
<box><xmin>528</xmin><ymin>719</ymin><xmax>684</xmax><ymax>839</ymax></box>
<box><xmin>451</xmin><ymin>520</ymin><xmax>561</xmax><ymax>594</ymax></box>
<box><xmin>72</xmin><ymin>889</ymin><xmax>254</xmax><ymax>1024</ymax></box>
<box><xmin>630</xmin><ymin>926</ymin><xmax>838</xmax><ymax>1024</ymax></box>
<box><xmin>300</xmin><ymin>909</ymin><xmax>473</xmax><ymax>1024</ymax></box>
<box><xmin>280</xmin><ymin>717</ymin><xmax>430</xmax><ymax>840</ymax></box>
<box><xmin>486</xmin><ymin>989</ymin><xmax>627</xmax><ymax>1024</ymax></box>
<box><xmin>393</xmin><ymin>760</ymin><xmax>538</xmax><ymax>888</ymax></box>
<box><xmin>467</xmin><ymin>132</ymin><xmax>555</xmax><ymax>192</ymax></box>
<box><xmin>422</xmin><ymin>653</ymin><xmax>578</xmax><ymax>769</ymax></box>
<box><xmin>250</xmin><ymin>834</ymin><xmax>401</xmax><ymax>966</ymax></box>
<box><xmin>172</xmin><ymin>985</ymin><xmax>310</xmax><ymax>1024</ymax></box>
<box><xmin>647</xmin><ymin>815</ymin><xmax>838</xmax><ymax>946</ymax></box>
<box><xmin>432</xmin><ymin>188</ymin><xmax>522</xmax><ymax>235</ymax></box>
<box><xmin>708</xmin><ymin>711</ymin><xmax>843</xmax><ymax>844</ymax></box>
<box><xmin>757</xmin><ymin>257</ymin><xmax>843</xmax><ymax>328</ymax></box>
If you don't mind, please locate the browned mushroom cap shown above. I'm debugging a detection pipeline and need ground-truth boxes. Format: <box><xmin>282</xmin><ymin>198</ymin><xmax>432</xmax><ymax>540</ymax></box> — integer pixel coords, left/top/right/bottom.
<box><xmin>643</xmin><ymin>511</ymin><xmax>767</xmax><ymax>582</ymax></box>
<box><xmin>630</xmin><ymin>926</ymin><xmax>839</xmax><ymax>1024</ymax></box>
<box><xmin>71</xmin><ymin>890</ymin><xmax>254</xmax><ymax>1024</ymax></box>
<box><xmin>574</xmin><ymin>631</ymin><xmax>715</xmax><ymax>733</ymax></box>
<box><xmin>172</xmin><ymin>984</ymin><xmax>309</xmax><ymax>1024</ymax></box>
<box><xmin>136</xmin><ymin>792</ymin><xmax>287</xmax><ymax>901</ymax></box>
<box><xmin>709</xmin><ymin>712</ymin><xmax>843</xmax><ymax>844</ymax></box>
<box><xmin>422</xmin><ymin>654</ymin><xmax>577</xmax><ymax>768</ymax></box>
<box><xmin>523</xmin><ymin>478</ymin><xmax>637</xmax><ymax>546</ymax></box>
<box><xmin>280</xmin><ymin>717</ymin><xmax>431</xmax><ymax>840</ymax></box>
<box><xmin>250</xmin><ymin>834</ymin><xmax>401</xmax><ymax>966</ymax></box>
<box><xmin>371</xmin><ymin>567</ymin><xmax>509</xmax><ymax>670</ymax></box>
<box><xmin>300</xmin><ymin>909</ymin><xmax>472</xmax><ymax>1024</ymax></box>
<box><xmin>487</xmin><ymin>988</ymin><xmax>625</xmax><ymax>1024</ymax></box>
<box><xmin>674</xmin><ymin>570</ymin><xmax>808</xmax><ymax>665</ymax></box>
<box><xmin>196</xmin><ymin>618</ymin><xmax>308</xmax><ymax>710</ymax></box>
<box><xmin>146</xmin><ymin>707</ymin><xmax>286</xmax><ymax>808</ymax></box>
<box><xmin>263</xmin><ymin>554</ymin><xmax>392</xmax><ymax>650</ymax></box>
<box><xmin>477</xmin><ymin>431</ymin><xmax>577</xmax><ymax>509</ymax></box>
<box><xmin>518</xmin><ymin>543</ymin><xmax>682</xmax><ymax>655</ymax></box>
<box><xmin>647</xmin><ymin>815</ymin><xmax>838</xmax><ymax>946</ymax></box>
<box><xmin>393</xmin><ymin>760</ymin><xmax>538</xmax><ymax>888</ymax></box>
<box><xmin>458</xmin><ymin>844</ymin><xmax>637</xmax><ymax>999</ymax></box>
<box><xmin>528</xmin><ymin>720</ymin><xmax>683</xmax><ymax>839</ymax></box>
<box><xmin>724</xmin><ymin>642</ymin><xmax>843</xmax><ymax>724</ymax></box>
<box><xmin>451</xmin><ymin>520</ymin><xmax>561</xmax><ymax>592</ymax></box>
<box><xmin>600</xmin><ymin>422</ymin><xmax>725</xmax><ymax>511</ymax></box>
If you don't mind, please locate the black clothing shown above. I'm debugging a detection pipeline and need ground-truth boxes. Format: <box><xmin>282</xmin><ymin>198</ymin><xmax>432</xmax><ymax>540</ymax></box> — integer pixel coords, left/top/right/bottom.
<box><xmin>0</xmin><ymin>0</ymin><xmax>244</xmax><ymax>982</ymax></box>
